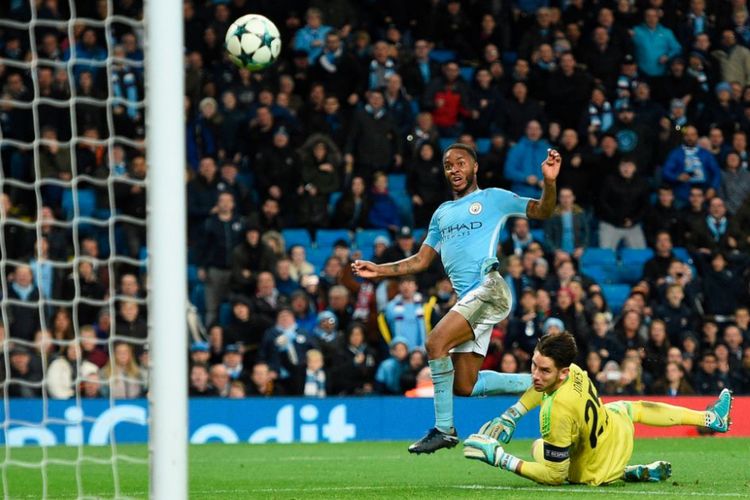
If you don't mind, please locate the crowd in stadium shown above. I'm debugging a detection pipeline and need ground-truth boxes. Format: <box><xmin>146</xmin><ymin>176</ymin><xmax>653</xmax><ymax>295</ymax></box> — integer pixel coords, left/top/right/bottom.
<box><xmin>0</xmin><ymin>0</ymin><xmax>749</xmax><ymax>400</ymax></box>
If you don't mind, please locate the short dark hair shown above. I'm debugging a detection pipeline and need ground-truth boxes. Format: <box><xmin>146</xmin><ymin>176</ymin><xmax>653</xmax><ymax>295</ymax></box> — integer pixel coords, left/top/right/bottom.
<box><xmin>535</xmin><ymin>333</ymin><xmax>578</xmax><ymax>369</ymax></box>
<box><xmin>444</xmin><ymin>143</ymin><xmax>478</xmax><ymax>162</ymax></box>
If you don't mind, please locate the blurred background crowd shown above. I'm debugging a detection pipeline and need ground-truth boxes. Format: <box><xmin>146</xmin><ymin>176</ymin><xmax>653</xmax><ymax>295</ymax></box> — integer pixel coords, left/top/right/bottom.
<box><xmin>0</xmin><ymin>0</ymin><xmax>749</xmax><ymax>400</ymax></box>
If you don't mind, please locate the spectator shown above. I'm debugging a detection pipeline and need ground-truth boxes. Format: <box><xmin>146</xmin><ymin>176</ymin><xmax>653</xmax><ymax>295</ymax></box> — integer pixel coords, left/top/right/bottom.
<box><xmin>2</xmin><ymin>346</ymin><xmax>42</xmax><ymax>398</ymax></box>
<box><xmin>687</xmin><ymin>197</ymin><xmax>739</xmax><ymax>256</ymax></box>
<box><xmin>187</xmin><ymin>157</ymin><xmax>219</xmax><ymax>241</ymax></box>
<box><xmin>401</xmin><ymin>39</ymin><xmax>441</xmax><ymax>98</ymax></box>
<box><xmin>501</xmin><ymin>218</ymin><xmax>538</xmax><ymax>258</ymax></box>
<box><xmin>719</xmin><ymin>151</ymin><xmax>750</xmax><ymax>215</ymax></box>
<box><xmin>379</xmin><ymin>275</ymin><xmax>438</xmax><ymax>351</ymax></box>
<box><xmin>608</xmin><ymin>102</ymin><xmax>653</xmax><ymax>173</ymax></box>
<box><xmin>367</xmin><ymin>171</ymin><xmax>402</xmax><ymax>232</ymax></box>
<box><xmin>374</xmin><ymin>337</ymin><xmax>410</xmax><ymax>394</ymax></box>
<box><xmin>251</xmin><ymin>271</ymin><xmax>284</xmax><ymax>325</ymax></box>
<box><xmin>543</xmin><ymin>187</ymin><xmax>589</xmax><ymax>260</ymax></box>
<box><xmin>332</xmin><ymin>176</ymin><xmax>371</xmax><ymax>230</ymax></box>
<box><xmin>247</xmin><ymin>361</ymin><xmax>285</xmax><ymax>396</ymax></box>
<box><xmin>100</xmin><ymin>342</ymin><xmax>145</xmax><ymax>399</ymax></box>
<box><xmin>651</xmin><ymin>361</ymin><xmax>696</xmax><ymax>395</ymax></box>
<box><xmin>644</xmin><ymin>186</ymin><xmax>686</xmax><ymax>247</ymax></box>
<box><xmin>589</xmin><ymin>312</ymin><xmax>624</xmax><ymax>364</ymax></box>
<box><xmin>504</xmin><ymin>81</ymin><xmax>546</xmax><ymax>142</ymax></box>
<box><xmin>331</xmin><ymin>322</ymin><xmax>377</xmax><ymax>395</ymax></box>
<box><xmin>7</xmin><ymin>265</ymin><xmax>42</xmax><ymax>342</ymax></box>
<box><xmin>253</xmin><ymin>127</ymin><xmax>299</xmax><ymax>210</ymax></box>
<box><xmin>198</xmin><ymin>192</ymin><xmax>244</xmax><ymax>327</ymax></box>
<box><xmin>692</xmin><ymin>352</ymin><xmax>729</xmax><ymax>394</ymax></box>
<box><xmin>230</xmin><ymin>224</ymin><xmax>276</xmax><ymax>297</ymax></box>
<box><xmin>209</xmin><ymin>363</ymin><xmax>231</xmax><ymax>397</ymax></box>
<box><xmin>293</xmin><ymin>7</ymin><xmax>332</xmax><ymax>64</ymax></box>
<box><xmin>631</xmin><ymin>9</ymin><xmax>682</xmax><ymax>78</ymax></box>
<box><xmin>422</xmin><ymin>61</ymin><xmax>473</xmax><ymax>137</ymax></box>
<box><xmin>711</xmin><ymin>30</ymin><xmax>750</xmax><ymax>88</ymax></box>
<box><xmin>702</xmin><ymin>252</ymin><xmax>745</xmax><ymax>316</ymax></box>
<box><xmin>504</xmin><ymin>120</ymin><xmax>551</xmax><ymax>198</ymax></box>
<box><xmin>664</xmin><ymin>126</ymin><xmax>722</xmax><ymax>204</ymax></box>
<box><xmin>546</xmin><ymin>53</ymin><xmax>593</xmax><ymax>130</ymax></box>
<box><xmin>345</xmin><ymin>89</ymin><xmax>402</xmax><ymax>177</ymax></box>
<box><xmin>311</xmin><ymin>31</ymin><xmax>362</xmax><ymax>104</ymax></box>
<box><xmin>597</xmin><ymin>158</ymin><xmax>650</xmax><ymax>250</ymax></box>
<box><xmin>288</xmin><ymin>245</ymin><xmax>315</xmax><ymax>282</ymax></box>
<box><xmin>258</xmin><ymin>308</ymin><xmax>316</xmax><ymax>393</ymax></box>
<box><xmin>297</xmin><ymin>134</ymin><xmax>341</xmax><ymax>228</ymax></box>
<box><xmin>296</xmin><ymin>349</ymin><xmax>330</xmax><ymax>397</ymax></box>
<box><xmin>189</xmin><ymin>364</ymin><xmax>217</xmax><ymax>397</ymax></box>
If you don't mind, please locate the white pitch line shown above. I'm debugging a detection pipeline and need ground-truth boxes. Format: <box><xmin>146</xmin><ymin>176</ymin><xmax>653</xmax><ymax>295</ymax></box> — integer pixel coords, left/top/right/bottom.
<box><xmin>247</xmin><ymin>484</ymin><xmax>746</xmax><ymax>497</ymax></box>
<box><xmin>454</xmin><ymin>485</ymin><xmax>746</xmax><ymax>497</ymax></box>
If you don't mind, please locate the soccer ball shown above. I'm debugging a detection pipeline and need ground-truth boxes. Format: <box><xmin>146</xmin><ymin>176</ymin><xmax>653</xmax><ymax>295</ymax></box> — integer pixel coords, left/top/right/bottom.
<box><xmin>225</xmin><ymin>14</ymin><xmax>281</xmax><ymax>71</ymax></box>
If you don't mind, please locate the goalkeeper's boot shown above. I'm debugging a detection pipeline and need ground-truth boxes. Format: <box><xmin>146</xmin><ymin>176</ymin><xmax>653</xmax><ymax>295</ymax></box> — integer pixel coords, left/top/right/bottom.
<box><xmin>706</xmin><ymin>388</ymin><xmax>733</xmax><ymax>433</ymax></box>
<box><xmin>463</xmin><ymin>434</ymin><xmax>503</xmax><ymax>467</ymax></box>
<box><xmin>624</xmin><ymin>461</ymin><xmax>672</xmax><ymax>482</ymax></box>
<box><xmin>408</xmin><ymin>427</ymin><xmax>459</xmax><ymax>454</ymax></box>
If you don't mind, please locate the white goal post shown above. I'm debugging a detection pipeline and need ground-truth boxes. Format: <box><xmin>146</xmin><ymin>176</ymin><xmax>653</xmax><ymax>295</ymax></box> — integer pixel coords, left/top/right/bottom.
<box><xmin>145</xmin><ymin>0</ymin><xmax>188</xmax><ymax>498</ymax></box>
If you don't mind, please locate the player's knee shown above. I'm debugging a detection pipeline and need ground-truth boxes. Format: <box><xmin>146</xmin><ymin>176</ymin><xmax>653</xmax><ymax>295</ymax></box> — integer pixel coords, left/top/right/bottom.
<box><xmin>425</xmin><ymin>335</ymin><xmax>447</xmax><ymax>359</ymax></box>
<box><xmin>453</xmin><ymin>380</ymin><xmax>474</xmax><ymax>397</ymax></box>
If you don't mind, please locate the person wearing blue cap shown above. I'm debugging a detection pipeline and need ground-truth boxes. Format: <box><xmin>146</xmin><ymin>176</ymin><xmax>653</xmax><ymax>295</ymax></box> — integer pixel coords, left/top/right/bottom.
<box><xmin>543</xmin><ymin>317</ymin><xmax>565</xmax><ymax>336</ymax></box>
<box><xmin>353</xmin><ymin>143</ymin><xmax>561</xmax><ymax>454</ymax></box>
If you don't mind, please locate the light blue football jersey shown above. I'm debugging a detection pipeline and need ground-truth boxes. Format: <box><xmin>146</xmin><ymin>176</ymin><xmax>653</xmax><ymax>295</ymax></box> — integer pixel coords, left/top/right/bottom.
<box><xmin>423</xmin><ymin>188</ymin><xmax>531</xmax><ymax>298</ymax></box>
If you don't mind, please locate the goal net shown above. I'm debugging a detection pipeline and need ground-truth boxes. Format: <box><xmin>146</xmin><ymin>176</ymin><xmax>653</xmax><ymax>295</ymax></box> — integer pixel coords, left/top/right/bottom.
<box><xmin>0</xmin><ymin>1</ymin><xmax>186</xmax><ymax>498</ymax></box>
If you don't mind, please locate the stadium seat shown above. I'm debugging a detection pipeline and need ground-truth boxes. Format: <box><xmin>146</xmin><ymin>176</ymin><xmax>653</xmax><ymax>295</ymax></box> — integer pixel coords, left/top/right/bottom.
<box><xmin>430</xmin><ymin>49</ymin><xmax>457</xmax><ymax>63</ymax></box>
<box><xmin>581</xmin><ymin>264</ymin><xmax>617</xmax><ymax>285</ymax></box>
<box><xmin>355</xmin><ymin>229</ymin><xmax>390</xmax><ymax>250</ymax></box>
<box><xmin>307</xmin><ymin>246</ymin><xmax>333</xmax><ymax>272</ymax></box>
<box><xmin>618</xmin><ymin>248</ymin><xmax>654</xmax><ymax>284</ymax></box>
<box><xmin>601</xmin><ymin>284</ymin><xmax>631</xmax><ymax>315</ymax></box>
<box><xmin>476</xmin><ymin>138</ymin><xmax>491</xmax><ymax>154</ymax></box>
<box><xmin>387</xmin><ymin>173</ymin><xmax>407</xmax><ymax>194</ymax></box>
<box><xmin>412</xmin><ymin>228</ymin><xmax>426</xmax><ymax>243</ymax></box>
<box><xmin>672</xmin><ymin>247</ymin><xmax>692</xmax><ymax>264</ymax></box>
<box><xmin>315</xmin><ymin>229</ymin><xmax>352</xmax><ymax>248</ymax></box>
<box><xmin>580</xmin><ymin>248</ymin><xmax>617</xmax><ymax>273</ymax></box>
<box><xmin>61</xmin><ymin>188</ymin><xmax>97</xmax><ymax>220</ymax></box>
<box><xmin>281</xmin><ymin>228</ymin><xmax>312</xmax><ymax>249</ymax></box>
<box><xmin>439</xmin><ymin>137</ymin><xmax>457</xmax><ymax>153</ymax></box>
<box><xmin>459</xmin><ymin>66</ymin><xmax>475</xmax><ymax>83</ymax></box>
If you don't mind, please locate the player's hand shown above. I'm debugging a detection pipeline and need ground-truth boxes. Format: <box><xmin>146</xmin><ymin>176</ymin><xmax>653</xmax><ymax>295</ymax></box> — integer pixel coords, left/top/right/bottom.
<box><xmin>351</xmin><ymin>260</ymin><xmax>380</xmax><ymax>279</ymax></box>
<box><xmin>478</xmin><ymin>412</ymin><xmax>517</xmax><ymax>444</ymax></box>
<box><xmin>541</xmin><ymin>148</ymin><xmax>561</xmax><ymax>181</ymax></box>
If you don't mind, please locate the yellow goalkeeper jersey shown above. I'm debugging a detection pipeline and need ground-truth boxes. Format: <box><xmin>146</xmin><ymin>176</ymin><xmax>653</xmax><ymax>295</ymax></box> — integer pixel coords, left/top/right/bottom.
<box><xmin>537</xmin><ymin>363</ymin><xmax>635</xmax><ymax>485</ymax></box>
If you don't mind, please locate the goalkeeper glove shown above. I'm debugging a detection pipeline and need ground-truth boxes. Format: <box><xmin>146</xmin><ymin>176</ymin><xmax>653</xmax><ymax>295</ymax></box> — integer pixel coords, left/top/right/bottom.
<box><xmin>463</xmin><ymin>434</ymin><xmax>521</xmax><ymax>472</ymax></box>
<box><xmin>478</xmin><ymin>402</ymin><xmax>527</xmax><ymax>443</ymax></box>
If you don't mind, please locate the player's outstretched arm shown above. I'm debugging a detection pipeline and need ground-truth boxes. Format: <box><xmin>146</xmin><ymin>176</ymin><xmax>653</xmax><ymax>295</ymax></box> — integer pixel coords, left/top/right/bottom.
<box><xmin>527</xmin><ymin>149</ymin><xmax>560</xmax><ymax>220</ymax></box>
<box><xmin>351</xmin><ymin>244</ymin><xmax>438</xmax><ymax>279</ymax></box>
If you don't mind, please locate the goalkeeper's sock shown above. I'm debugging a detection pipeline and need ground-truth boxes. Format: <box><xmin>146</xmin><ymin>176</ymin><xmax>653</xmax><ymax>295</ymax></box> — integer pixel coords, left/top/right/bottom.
<box><xmin>429</xmin><ymin>357</ymin><xmax>455</xmax><ymax>433</ymax></box>
<box><xmin>470</xmin><ymin>371</ymin><xmax>532</xmax><ymax>397</ymax></box>
<box><xmin>630</xmin><ymin>401</ymin><xmax>706</xmax><ymax>427</ymax></box>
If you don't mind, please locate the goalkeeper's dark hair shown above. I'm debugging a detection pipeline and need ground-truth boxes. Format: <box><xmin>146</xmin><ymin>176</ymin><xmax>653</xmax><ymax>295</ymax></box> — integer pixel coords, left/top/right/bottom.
<box><xmin>444</xmin><ymin>143</ymin><xmax>478</xmax><ymax>163</ymax></box>
<box><xmin>535</xmin><ymin>332</ymin><xmax>578</xmax><ymax>369</ymax></box>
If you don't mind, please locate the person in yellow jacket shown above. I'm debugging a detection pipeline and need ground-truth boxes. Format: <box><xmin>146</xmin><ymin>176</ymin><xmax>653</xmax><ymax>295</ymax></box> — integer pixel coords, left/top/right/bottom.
<box><xmin>464</xmin><ymin>333</ymin><xmax>733</xmax><ymax>485</ymax></box>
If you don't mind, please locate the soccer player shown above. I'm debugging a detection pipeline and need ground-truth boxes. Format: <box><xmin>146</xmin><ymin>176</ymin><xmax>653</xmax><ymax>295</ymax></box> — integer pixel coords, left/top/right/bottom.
<box><xmin>352</xmin><ymin>143</ymin><xmax>560</xmax><ymax>453</ymax></box>
<box><xmin>464</xmin><ymin>333</ymin><xmax>733</xmax><ymax>485</ymax></box>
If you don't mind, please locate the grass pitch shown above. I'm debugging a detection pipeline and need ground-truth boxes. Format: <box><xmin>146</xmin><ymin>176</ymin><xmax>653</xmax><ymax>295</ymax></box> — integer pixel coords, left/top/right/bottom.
<box><xmin>2</xmin><ymin>438</ymin><xmax>749</xmax><ymax>499</ymax></box>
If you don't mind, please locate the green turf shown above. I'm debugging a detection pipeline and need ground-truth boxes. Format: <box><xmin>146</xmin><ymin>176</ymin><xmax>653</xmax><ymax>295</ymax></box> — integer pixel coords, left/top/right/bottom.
<box><xmin>2</xmin><ymin>438</ymin><xmax>749</xmax><ymax>499</ymax></box>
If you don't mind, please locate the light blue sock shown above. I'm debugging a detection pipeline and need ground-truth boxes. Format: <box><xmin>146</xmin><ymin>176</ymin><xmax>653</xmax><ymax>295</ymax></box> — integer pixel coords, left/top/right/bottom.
<box><xmin>429</xmin><ymin>357</ymin><xmax>454</xmax><ymax>432</ymax></box>
<box><xmin>470</xmin><ymin>371</ymin><xmax>532</xmax><ymax>397</ymax></box>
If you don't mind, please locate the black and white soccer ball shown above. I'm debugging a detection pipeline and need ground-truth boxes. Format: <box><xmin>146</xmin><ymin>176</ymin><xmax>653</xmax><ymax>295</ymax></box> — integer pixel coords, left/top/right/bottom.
<box><xmin>225</xmin><ymin>14</ymin><xmax>281</xmax><ymax>71</ymax></box>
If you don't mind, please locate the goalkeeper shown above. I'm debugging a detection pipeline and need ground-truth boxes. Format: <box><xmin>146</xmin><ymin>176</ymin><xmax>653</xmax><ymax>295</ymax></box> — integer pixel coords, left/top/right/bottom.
<box><xmin>464</xmin><ymin>333</ymin><xmax>733</xmax><ymax>485</ymax></box>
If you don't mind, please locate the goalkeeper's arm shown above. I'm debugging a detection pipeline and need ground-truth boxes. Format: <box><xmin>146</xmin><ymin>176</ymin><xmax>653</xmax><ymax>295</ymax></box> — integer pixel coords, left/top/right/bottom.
<box><xmin>498</xmin><ymin>440</ymin><xmax>570</xmax><ymax>485</ymax></box>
